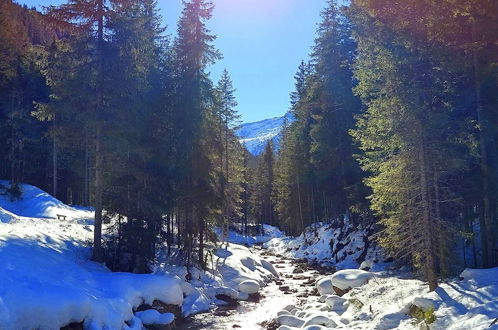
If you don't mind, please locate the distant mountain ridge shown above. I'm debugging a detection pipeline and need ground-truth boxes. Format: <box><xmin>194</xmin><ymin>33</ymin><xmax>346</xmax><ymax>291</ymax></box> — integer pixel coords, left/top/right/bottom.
<box><xmin>236</xmin><ymin>112</ymin><xmax>293</xmax><ymax>155</ymax></box>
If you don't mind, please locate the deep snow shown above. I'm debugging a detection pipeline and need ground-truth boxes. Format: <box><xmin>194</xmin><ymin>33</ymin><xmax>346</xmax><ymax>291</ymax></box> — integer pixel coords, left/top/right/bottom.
<box><xmin>0</xmin><ymin>185</ymin><xmax>183</xmax><ymax>329</ymax></box>
<box><xmin>0</xmin><ymin>182</ymin><xmax>279</xmax><ymax>329</ymax></box>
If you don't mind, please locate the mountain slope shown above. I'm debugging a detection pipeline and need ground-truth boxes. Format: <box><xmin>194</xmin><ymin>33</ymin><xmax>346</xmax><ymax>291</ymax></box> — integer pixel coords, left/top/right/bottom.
<box><xmin>236</xmin><ymin>112</ymin><xmax>293</xmax><ymax>155</ymax></box>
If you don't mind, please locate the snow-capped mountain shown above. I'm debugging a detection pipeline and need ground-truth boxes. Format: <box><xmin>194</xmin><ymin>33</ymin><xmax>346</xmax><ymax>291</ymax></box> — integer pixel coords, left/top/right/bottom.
<box><xmin>237</xmin><ymin>112</ymin><xmax>293</xmax><ymax>155</ymax></box>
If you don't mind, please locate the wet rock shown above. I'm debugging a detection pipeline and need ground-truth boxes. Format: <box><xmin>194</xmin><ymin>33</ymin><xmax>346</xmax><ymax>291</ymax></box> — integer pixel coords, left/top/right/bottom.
<box><xmin>292</xmin><ymin>268</ymin><xmax>304</xmax><ymax>274</ymax></box>
<box><xmin>279</xmin><ymin>285</ymin><xmax>290</xmax><ymax>291</ymax></box>
<box><xmin>247</xmin><ymin>292</ymin><xmax>263</xmax><ymax>302</ymax></box>
<box><xmin>60</xmin><ymin>322</ymin><xmax>83</xmax><ymax>330</ymax></box>
<box><xmin>135</xmin><ymin>300</ymin><xmax>182</xmax><ymax>320</ymax></box>
<box><xmin>333</xmin><ymin>285</ymin><xmax>349</xmax><ymax>296</ymax></box>
<box><xmin>259</xmin><ymin>318</ymin><xmax>280</xmax><ymax>330</ymax></box>
<box><xmin>215</xmin><ymin>294</ymin><xmax>239</xmax><ymax>306</ymax></box>
<box><xmin>216</xmin><ymin>287</ymin><xmax>239</xmax><ymax>300</ymax></box>
<box><xmin>214</xmin><ymin>309</ymin><xmax>232</xmax><ymax>317</ymax></box>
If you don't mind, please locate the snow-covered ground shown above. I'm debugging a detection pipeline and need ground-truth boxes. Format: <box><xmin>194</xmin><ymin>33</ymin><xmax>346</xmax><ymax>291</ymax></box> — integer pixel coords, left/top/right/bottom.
<box><xmin>0</xmin><ymin>182</ymin><xmax>279</xmax><ymax>329</ymax></box>
<box><xmin>216</xmin><ymin>224</ymin><xmax>284</xmax><ymax>246</ymax></box>
<box><xmin>265</xmin><ymin>221</ymin><xmax>498</xmax><ymax>330</ymax></box>
<box><xmin>273</xmin><ymin>266</ymin><xmax>498</xmax><ymax>330</ymax></box>
<box><xmin>2</xmin><ymin>183</ymin><xmax>497</xmax><ymax>329</ymax></box>
<box><xmin>0</xmin><ymin>180</ymin><xmax>93</xmax><ymax>220</ymax></box>
<box><xmin>265</xmin><ymin>218</ymin><xmax>386</xmax><ymax>271</ymax></box>
<box><xmin>0</xmin><ymin>183</ymin><xmax>184</xmax><ymax>329</ymax></box>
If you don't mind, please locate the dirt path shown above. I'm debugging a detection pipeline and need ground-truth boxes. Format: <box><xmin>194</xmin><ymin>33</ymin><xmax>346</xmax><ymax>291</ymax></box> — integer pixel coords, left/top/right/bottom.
<box><xmin>177</xmin><ymin>247</ymin><xmax>332</xmax><ymax>330</ymax></box>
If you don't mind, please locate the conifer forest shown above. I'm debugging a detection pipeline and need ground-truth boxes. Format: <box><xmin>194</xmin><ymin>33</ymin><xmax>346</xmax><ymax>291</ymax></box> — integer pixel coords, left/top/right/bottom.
<box><xmin>0</xmin><ymin>0</ymin><xmax>497</xmax><ymax>329</ymax></box>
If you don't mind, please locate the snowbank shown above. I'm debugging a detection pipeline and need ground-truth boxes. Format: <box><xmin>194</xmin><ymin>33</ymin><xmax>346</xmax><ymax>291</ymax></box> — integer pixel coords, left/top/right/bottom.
<box><xmin>0</xmin><ymin>180</ymin><xmax>93</xmax><ymax>220</ymax></box>
<box><xmin>264</xmin><ymin>219</ymin><xmax>385</xmax><ymax>270</ymax></box>
<box><xmin>156</xmin><ymin>242</ymin><xmax>278</xmax><ymax>316</ymax></box>
<box><xmin>0</xmin><ymin>215</ymin><xmax>183</xmax><ymax>329</ymax></box>
<box><xmin>0</xmin><ymin>182</ymin><xmax>184</xmax><ymax>329</ymax></box>
<box><xmin>276</xmin><ymin>267</ymin><xmax>498</xmax><ymax>330</ymax></box>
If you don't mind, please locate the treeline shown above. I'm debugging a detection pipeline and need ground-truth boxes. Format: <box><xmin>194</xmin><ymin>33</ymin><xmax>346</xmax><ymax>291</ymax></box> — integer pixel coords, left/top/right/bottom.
<box><xmin>0</xmin><ymin>0</ymin><xmax>255</xmax><ymax>273</ymax></box>
<box><xmin>272</xmin><ymin>0</ymin><xmax>498</xmax><ymax>290</ymax></box>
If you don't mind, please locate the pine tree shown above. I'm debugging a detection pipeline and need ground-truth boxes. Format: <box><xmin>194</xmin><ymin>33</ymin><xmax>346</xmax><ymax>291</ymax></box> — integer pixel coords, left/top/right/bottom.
<box><xmin>45</xmin><ymin>0</ymin><xmax>136</xmax><ymax>262</ymax></box>
<box><xmin>308</xmin><ymin>0</ymin><xmax>363</xmax><ymax>222</ymax></box>
<box><xmin>349</xmin><ymin>0</ymin><xmax>474</xmax><ymax>290</ymax></box>
<box><xmin>172</xmin><ymin>0</ymin><xmax>221</xmax><ymax>267</ymax></box>
<box><xmin>215</xmin><ymin>69</ymin><xmax>241</xmax><ymax>242</ymax></box>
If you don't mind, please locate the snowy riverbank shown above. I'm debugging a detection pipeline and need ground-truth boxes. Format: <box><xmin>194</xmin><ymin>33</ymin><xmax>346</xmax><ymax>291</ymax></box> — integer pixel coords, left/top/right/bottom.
<box><xmin>0</xmin><ymin>182</ymin><xmax>278</xmax><ymax>329</ymax></box>
<box><xmin>264</xmin><ymin>223</ymin><xmax>498</xmax><ymax>330</ymax></box>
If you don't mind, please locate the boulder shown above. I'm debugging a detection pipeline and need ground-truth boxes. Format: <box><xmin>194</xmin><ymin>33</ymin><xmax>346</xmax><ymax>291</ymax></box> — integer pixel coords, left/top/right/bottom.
<box><xmin>135</xmin><ymin>309</ymin><xmax>174</xmax><ymax>326</ymax></box>
<box><xmin>331</xmin><ymin>269</ymin><xmax>372</xmax><ymax>292</ymax></box>
<box><xmin>238</xmin><ymin>280</ymin><xmax>260</xmax><ymax>294</ymax></box>
<box><xmin>359</xmin><ymin>260</ymin><xmax>373</xmax><ymax>271</ymax></box>
<box><xmin>215</xmin><ymin>287</ymin><xmax>239</xmax><ymax>300</ymax></box>
<box><xmin>303</xmin><ymin>315</ymin><xmax>337</xmax><ymax>328</ymax></box>
<box><xmin>316</xmin><ymin>277</ymin><xmax>334</xmax><ymax>295</ymax></box>
<box><xmin>325</xmin><ymin>295</ymin><xmax>349</xmax><ymax>314</ymax></box>
<box><xmin>277</xmin><ymin>315</ymin><xmax>305</xmax><ymax>328</ymax></box>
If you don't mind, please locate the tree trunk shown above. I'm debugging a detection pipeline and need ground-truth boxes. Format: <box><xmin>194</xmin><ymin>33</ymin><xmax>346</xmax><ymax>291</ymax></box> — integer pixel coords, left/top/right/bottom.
<box><xmin>199</xmin><ymin>218</ymin><xmax>205</xmax><ymax>268</ymax></box>
<box><xmin>92</xmin><ymin>124</ymin><xmax>104</xmax><ymax>262</ymax></box>
<box><xmin>418</xmin><ymin>127</ymin><xmax>438</xmax><ymax>291</ymax></box>
<box><xmin>52</xmin><ymin>135</ymin><xmax>57</xmax><ymax>198</ymax></box>
<box><xmin>91</xmin><ymin>0</ymin><xmax>105</xmax><ymax>263</ymax></box>
<box><xmin>472</xmin><ymin>29</ymin><xmax>497</xmax><ymax>267</ymax></box>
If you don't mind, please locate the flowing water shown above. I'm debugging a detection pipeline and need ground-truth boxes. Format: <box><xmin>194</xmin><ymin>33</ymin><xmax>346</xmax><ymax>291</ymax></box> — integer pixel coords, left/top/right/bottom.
<box><xmin>177</xmin><ymin>247</ymin><xmax>331</xmax><ymax>330</ymax></box>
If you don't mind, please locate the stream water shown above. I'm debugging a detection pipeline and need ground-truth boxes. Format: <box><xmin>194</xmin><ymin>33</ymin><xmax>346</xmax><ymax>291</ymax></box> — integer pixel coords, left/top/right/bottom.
<box><xmin>177</xmin><ymin>247</ymin><xmax>331</xmax><ymax>330</ymax></box>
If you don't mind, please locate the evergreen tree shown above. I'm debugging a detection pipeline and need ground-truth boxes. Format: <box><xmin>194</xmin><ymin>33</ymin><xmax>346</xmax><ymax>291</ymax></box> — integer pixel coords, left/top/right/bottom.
<box><xmin>215</xmin><ymin>69</ymin><xmax>241</xmax><ymax>242</ymax></box>
<box><xmin>172</xmin><ymin>0</ymin><xmax>221</xmax><ymax>267</ymax></box>
<box><xmin>308</xmin><ymin>0</ymin><xmax>364</xmax><ymax>222</ymax></box>
<box><xmin>349</xmin><ymin>0</ymin><xmax>474</xmax><ymax>290</ymax></box>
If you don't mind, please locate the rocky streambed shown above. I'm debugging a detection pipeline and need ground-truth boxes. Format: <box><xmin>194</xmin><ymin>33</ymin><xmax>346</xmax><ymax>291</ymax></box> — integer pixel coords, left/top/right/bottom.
<box><xmin>177</xmin><ymin>247</ymin><xmax>333</xmax><ymax>330</ymax></box>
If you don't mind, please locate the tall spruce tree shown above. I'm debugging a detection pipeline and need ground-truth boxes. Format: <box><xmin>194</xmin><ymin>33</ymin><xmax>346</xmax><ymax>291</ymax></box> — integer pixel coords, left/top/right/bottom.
<box><xmin>172</xmin><ymin>0</ymin><xmax>221</xmax><ymax>267</ymax></box>
<box><xmin>349</xmin><ymin>0</ymin><xmax>475</xmax><ymax>290</ymax></box>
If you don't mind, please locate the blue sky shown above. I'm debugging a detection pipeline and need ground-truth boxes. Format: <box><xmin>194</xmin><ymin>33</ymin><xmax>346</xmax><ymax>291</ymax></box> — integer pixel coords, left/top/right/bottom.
<box><xmin>21</xmin><ymin>0</ymin><xmax>327</xmax><ymax>122</ymax></box>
